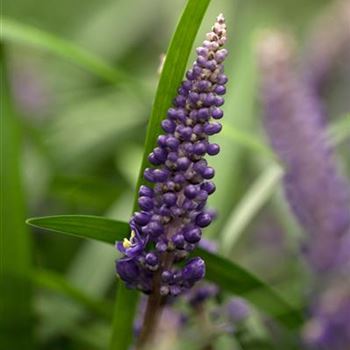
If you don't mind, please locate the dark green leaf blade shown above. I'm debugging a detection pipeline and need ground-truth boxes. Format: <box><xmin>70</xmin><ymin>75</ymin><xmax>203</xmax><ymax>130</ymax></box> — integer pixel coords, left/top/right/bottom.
<box><xmin>110</xmin><ymin>285</ymin><xmax>138</xmax><ymax>349</ymax></box>
<box><xmin>26</xmin><ymin>215</ymin><xmax>128</xmax><ymax>244</ymax></box>
<box><xmin>1</xmin><ymin>43</ymin><xmax>34</xmax><ymax>349</ymax></box>
<box><xmin>26</xmin><ymin>215</ymin><xmax>303</xmax><ymax>328</ymax></box>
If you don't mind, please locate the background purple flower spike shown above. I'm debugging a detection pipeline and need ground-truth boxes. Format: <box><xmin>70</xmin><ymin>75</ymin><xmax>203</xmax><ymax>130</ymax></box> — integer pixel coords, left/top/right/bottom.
<box><xmin>257</xmin><ymin>31</ymin><xmax>350</xmax><ymax>273</ymax></box>
<box><xmin>116</xmin><ymin>14</ymin><xmax>228</xmax><ymax>296</ymax></box>
<box><xmin>258</xmin><ymin>30</ymin><xmax>350</xmax><ymax>350</ymax></box>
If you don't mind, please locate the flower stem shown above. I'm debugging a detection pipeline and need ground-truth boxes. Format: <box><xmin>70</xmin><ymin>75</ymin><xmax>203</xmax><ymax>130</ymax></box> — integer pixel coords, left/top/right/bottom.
<box><xmin>135</xmin><ymin>289</ymin><xmax>164</xmax><ymax>349</ymax></box>
<box><xmin>135</xmin><ymin>252</ymin><xmax>173</xmax><ymax>349</ymax></box>
<box><xmin>195</xmin><ymin>304</ymin><xmax>215</xmax><ymax>350</ymax></box>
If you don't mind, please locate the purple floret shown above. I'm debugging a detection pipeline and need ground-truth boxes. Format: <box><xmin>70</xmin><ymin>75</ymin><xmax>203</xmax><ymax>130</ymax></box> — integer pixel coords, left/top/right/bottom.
<box><xmin>116</xmin><ymin>14</ymin><xmax>228</xmax><ymax>296</ymax></box>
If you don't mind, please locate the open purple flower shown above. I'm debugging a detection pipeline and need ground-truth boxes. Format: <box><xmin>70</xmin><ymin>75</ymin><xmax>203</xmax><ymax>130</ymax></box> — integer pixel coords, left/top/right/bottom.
<box><xmin>116</xmin><ymin>14</ymin><xmax>228</xmax><ymax>296</ymax></box>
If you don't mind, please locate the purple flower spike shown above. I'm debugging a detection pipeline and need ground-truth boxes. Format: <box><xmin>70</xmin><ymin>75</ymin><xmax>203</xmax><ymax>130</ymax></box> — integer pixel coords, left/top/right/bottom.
<box><xmin>258</xmin><ymin>31</ymin><xmax>350</xmax><ymax>350</ymax></box>
<box><xmin>116</xmin><ymin>14</ymin><xmax>228</xmax><ymax>295</ymax></box>
<box><xmin>257</xmin><ymin>31</ymin><xmax>350</xmax><ymax>273</ymax></box>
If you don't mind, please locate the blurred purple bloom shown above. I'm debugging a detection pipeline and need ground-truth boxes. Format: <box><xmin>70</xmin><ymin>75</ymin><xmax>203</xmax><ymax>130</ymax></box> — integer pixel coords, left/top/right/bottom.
<box><xmin>199</xmin><ymin>237</ymin><xmax>218</xmax><ymax>253</ymax></box>
<box><xmin>226</xmin><ymin>297</ymin><xmax>250</xmax><ymax>324</ymax></box>
<box><xmin>257</xmin><ymin>31</ymin><xmax>350</xmax><ymax>273</ymax></box>
<box><xmin>116</xmin><ymin>14</ymin><xmax>228</xmax><ymax>295</ymax></box>
<box><xmin>258</xmin><ymin>31</ymin><xmax>350</xmax><ymax>350</ymax></box>
<box><xmin>11</xmin><ymin>61</ymin><xmax>51</xmax><ymax>118</ymax></box>
<box><xmin>303</xmin><ymin>281</ymin><xmax>350</xmax><ymax>350</ymax></box>
<box><xmin>187</xmin><ymin>283</ymin><xmax>219</xmax><ymax>307</ymax></box>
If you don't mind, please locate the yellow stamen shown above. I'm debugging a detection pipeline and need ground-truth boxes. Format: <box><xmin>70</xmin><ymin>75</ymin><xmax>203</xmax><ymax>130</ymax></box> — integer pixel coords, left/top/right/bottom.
<box><xmin>122</xmin><ymin>230</ymin><xmax>136</xmax><ymax>249</ymax></box>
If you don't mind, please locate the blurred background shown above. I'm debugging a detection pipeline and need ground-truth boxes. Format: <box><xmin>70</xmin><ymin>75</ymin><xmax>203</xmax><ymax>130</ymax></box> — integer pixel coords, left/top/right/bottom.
<box><xmin>1</xmin><ymin>0</ymin><xmax>349</xmax><ymax>349</ymax></box>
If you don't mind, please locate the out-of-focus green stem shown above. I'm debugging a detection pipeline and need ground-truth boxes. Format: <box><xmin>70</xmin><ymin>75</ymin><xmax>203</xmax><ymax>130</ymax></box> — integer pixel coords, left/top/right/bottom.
<box><xmin>0</xmin><ymin>43</ymin><xmax>34</xmax><ymax>349</ymax></box>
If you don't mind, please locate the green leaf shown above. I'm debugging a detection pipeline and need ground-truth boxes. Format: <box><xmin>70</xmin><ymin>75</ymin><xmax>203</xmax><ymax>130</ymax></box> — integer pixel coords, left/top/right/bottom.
<box><xmin>0</xmin><ymin>17</ymin><xmax>139</xmax><ymax>88</ymax></box>
<box><xmin>132</xmin><ymin>0</ymin><xmax>211</xmax><ymax>209</ymax></box>
<box><xmin>26</xmin><ymin>215</ymin><xmax>128</xmax><ymax>244</ymax></box>
<box><xmin>110</xmin><ymin>285</ymin><xmax>138</xmax><ymax>350</ymax></box>
<box><xmin>26</xmin><ymin>215</ymin><xmax>303</xmax><ymax>328</ymax></box>
<box><xmin>0</xmin><ymin>43</ymin><xmax>34</xmax><ymax>349</ymax></box>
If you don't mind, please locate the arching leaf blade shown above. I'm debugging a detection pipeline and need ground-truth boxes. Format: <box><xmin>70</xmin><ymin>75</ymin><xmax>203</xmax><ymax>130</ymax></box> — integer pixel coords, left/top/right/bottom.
<box><xmin>26</xmin><ymin>215</ymin><xmax>303</xmax><ymax>329</ymax></box>
<box><xmin>26</xmin><ymin>215</ymin><xmax>128</xmax><ymax>244</ymax></box>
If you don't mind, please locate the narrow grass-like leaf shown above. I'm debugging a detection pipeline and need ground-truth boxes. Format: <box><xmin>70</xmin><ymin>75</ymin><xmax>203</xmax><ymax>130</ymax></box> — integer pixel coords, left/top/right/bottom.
<box><xmin>132</xmin><ymin>0</ymin><xmax>211</xmax><ymax>209</ymax></box>
<box><xmin>110</xmin><ymin>285</ymin><xmax>138</xmax><ymax>350</ymax></box>
<box><xmin>0</xmin><ymin>43</ymin><xmax>34</xmax><ymax>348</ymax></box>
<box><xmin>221</xmin><ymin>163</ymin><xmax>284</xmax><ymax>254</ymax></box>
<box><xmin>25</xmin><ymin>215</ymin><xmax>303</xmax><ymax>328</ymax></box>
<box><xmin>0</xmin><ymin>17</ymin><xmax>137</xmax><ymax>87</ymax></box>
<box><xmin>32</xmin><ymin>269</ymin><xmax>112</xmax><ymax>319</ymax></box>
<box><xmin>26</xmin><ymin>215</ymin><xmax>128</xmax><ymax>244</ymax></box>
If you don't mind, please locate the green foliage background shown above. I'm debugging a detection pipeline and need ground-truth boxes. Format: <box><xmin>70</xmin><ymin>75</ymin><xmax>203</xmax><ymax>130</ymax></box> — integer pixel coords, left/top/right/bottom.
<box><xmin>1</xmin><ymin>0</ymin><xmax>349</xmax><ymax>349</ymax></box>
